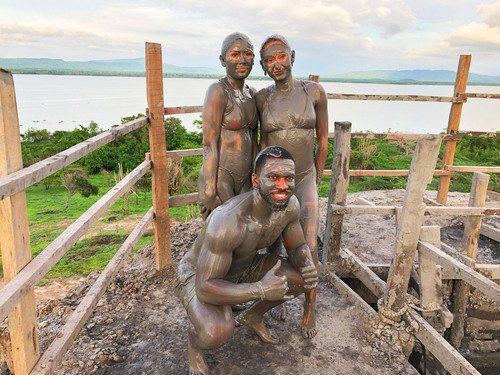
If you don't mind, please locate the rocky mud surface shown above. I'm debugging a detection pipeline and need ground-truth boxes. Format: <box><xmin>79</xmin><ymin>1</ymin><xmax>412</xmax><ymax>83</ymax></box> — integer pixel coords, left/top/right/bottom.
<box><xmin>0</xmin><ymin>190</ymin><xmax>498</xmax><ymax>374</ymax></box>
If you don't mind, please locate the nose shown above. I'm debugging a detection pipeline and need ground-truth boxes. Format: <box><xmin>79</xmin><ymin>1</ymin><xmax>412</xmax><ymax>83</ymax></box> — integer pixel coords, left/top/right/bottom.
<box><xmin>275</xmin><ymin>177</ymin><xmax>288</xmax><ymax>190</ymax></box>
<box><xmin>275</xmin><ymin>61</ymin><xmax>282</xmax><ymax>68</ymax></box>
<box><xmin>239</xmin><ymin>54</ymin><xmax>246</xmax><ymax>63</ymax></box>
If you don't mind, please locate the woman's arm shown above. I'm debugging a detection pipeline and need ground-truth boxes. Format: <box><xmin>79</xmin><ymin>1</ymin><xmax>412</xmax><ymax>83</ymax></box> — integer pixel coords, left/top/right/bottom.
<box><xmin>313</xmin><ymin>83</ymin><xmax>329</xmax><ymax>185</ymax></box>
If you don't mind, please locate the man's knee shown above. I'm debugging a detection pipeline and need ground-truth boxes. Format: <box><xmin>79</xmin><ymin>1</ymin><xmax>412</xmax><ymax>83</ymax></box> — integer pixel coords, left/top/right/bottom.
<box><xmin>192</xmin><ymin>315</ymin><xmax>234</xmax><ymax>349</ymax></box>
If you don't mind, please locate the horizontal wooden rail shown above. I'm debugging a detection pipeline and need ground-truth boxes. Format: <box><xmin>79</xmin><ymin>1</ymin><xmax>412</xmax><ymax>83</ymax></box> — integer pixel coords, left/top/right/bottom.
<box><xmin>166</xmin><ymin>148</ymin><xmax>203</xmax><ymax>158</ymax></box>
<box><xmin>481</xmin><ymin>223</ymin><xmax>500</xmax><ymax>243</ymax></box>
<box><xmin>329</xmin><ymin>132</ymin><xmax>460</xmax><ymax>141</ymax></box>
<box><xmin>340</xmin><ymin>248</ymin><xmax>480</xmax><ymax>375</ymax></box>
<box><xmin>454</xmin><ymin>130</ymin><xmax>500</xmax><ymax>138</ymax></box>
<box><xmin>163</xmin><ymin>105</ymin><xmax>203</xmax><ymax>115</ymax></box>
<box><xmin>418</xmin><ymin>241</ymin><xmax>500</xmax><ymax>303</ymax></box>
<box><xmin>323</xmin><ymin>169</ymin><xmax>452</xmax><ymax>177</ymax></box>
<box><xmin>463</xmin><ymin>93</ymin><xmax>500</xmax><ymax>99</ymax></box>
<box><xmin>327</xmin><ymin>93</ymin><xmax>460</xmax><ymax>103</ymax></box>
<box><xmin>0</xmin><ymin>160</ymin><xmax>151</xmax><ymax>322</ymax></box>
<box><xmin>330</xmin><ymin>204</ymin><xmax>500</xmax><ymax>216</ymax></box>
<box><xmin>31</xmin><ymin>207</ymin><xmax>154</xmax><ymax>375</ymax></box>
<box><xmin>445</xmin><ymin>165</ymin><xmax>500</xmax><ymax>173</ymax></box>
<box><xmin>0</xmin><ymin>117</ymin><xmax>148</xmax><ymax>202</ymax></box>
<box><xmin>169</xmin><ymin>192</ymin><xmax>198</xmax><ymax>207</ymax></box>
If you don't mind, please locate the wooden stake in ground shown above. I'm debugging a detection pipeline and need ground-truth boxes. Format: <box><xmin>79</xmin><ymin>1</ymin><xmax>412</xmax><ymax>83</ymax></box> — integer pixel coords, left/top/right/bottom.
<box><xmin>381</xmin><ymin>135</ymin><xmax>441</xmax><ymax>316</ymax></box>
<box><xmin>145</xmin><ymin>42</ymin><xmax>172</xmax><ymax>269</ymax></box>
<box><xmin>437</xmin><ymin>55</ymin><xmax>471</xmax><ymax>204</ymax></box>
<box><xmin>0</xmin><ymin>68</ymin><xmax>40</xmax><ymax>374</ymax></box>
<box><xmin>449</xmin><ymin>172</ymin><xmax>489</xmax><ymax>348</ymax></box>
<box><xmin>322</xmin><ymin>121</ymin><xmax>351</xmax><ymax>266</ymax></box>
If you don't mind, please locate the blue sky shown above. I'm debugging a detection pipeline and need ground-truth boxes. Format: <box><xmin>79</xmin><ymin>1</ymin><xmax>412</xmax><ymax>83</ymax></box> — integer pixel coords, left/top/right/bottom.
<box><xmin>1</xmin><ymin>0</ymin><xmax>500</xmax><ymax>75</ymax></box>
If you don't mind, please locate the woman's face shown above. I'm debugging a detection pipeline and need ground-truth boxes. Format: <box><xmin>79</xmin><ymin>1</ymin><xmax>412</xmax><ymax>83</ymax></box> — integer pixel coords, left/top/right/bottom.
<box><xmin>260</xmin><ymin>42</ymin><xmax>293</xmax><ymax>82</ymax></box>
<box><xmin>221</xmin><ymin>39</ymin><xmax>254</xmax><ymax>80</ymax></box>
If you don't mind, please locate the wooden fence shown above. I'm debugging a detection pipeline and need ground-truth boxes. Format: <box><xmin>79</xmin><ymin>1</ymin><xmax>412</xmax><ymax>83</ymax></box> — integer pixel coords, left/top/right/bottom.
<box><xmin>0</xmin><ymin>48</ymin><xmax>499</xmax><ymax>374</ymax></box>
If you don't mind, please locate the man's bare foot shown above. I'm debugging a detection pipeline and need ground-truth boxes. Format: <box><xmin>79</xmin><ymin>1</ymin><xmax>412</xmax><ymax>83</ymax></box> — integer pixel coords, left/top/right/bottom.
<box><xmin>301</xmin><ymin>324</ymin><xmax>318</xmax><ymax>339</ymax></box>
<box><xmin>302</xmin><ymin>305</ymin><xmax>318</xmax><ymax>339</ymax></box>
<box><xmin>270</xmin><ymin>303</ymin><xmax>287</xmax><ymax>321</ymax></box>
<box><xmin>238</xmin><ymin>314</ymin><xmax>279</xmax><ymax>344</ymax></box>
<box><xmin>188</xmin><ymin>342</ymin><xmax>209</xmax><ymax>375</ymax></box>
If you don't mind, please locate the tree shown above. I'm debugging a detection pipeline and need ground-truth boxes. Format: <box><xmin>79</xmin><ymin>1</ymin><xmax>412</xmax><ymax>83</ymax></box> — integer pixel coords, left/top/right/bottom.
<box><xmin>61</xmin><ymin>169</ymin><xmax>98</xmax><ymax>208</ymax></box>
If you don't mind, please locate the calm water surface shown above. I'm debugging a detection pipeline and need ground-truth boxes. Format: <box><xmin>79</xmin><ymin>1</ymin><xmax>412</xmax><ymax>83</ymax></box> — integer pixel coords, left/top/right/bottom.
<box><xmin>12</xmin><ymin>74</ymin><xmax>500</xmax><ymax>134</ymax></box>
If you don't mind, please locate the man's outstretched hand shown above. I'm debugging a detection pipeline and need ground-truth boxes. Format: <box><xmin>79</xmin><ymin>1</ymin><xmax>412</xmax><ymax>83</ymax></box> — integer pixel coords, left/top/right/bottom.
<box><xmin>300</xmin><ymin>259</ymin><xmax>318</xmax><ymax>290</ymax></box>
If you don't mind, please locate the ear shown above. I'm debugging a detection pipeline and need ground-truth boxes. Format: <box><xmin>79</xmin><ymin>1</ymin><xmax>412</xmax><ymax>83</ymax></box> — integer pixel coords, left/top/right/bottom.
<box><xmin>220</xmin><ymin>54</ymin><xmax>227</xmax><ymax>68</ymax></box>
<box><xmin>291</xmin><ymin>50</ymin><xmax>295</xmax><ymax>66</ymax></box>
<box><xmin>260</xmin><ymin>60</ymin><xmax>267</xmax><ymax>75</ymax></box>
<box><xmin>252</xmin><ymin>173</ymin><xmax>258</xmax><ymax>188</ymax></box>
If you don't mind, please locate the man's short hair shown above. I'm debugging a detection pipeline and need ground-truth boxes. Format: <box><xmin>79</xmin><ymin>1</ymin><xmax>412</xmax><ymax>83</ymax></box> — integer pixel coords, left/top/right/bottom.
<box><xmin>254</xmin><ymin>146</ymin><xmax>294</xmax><ymax>175</ymax></box>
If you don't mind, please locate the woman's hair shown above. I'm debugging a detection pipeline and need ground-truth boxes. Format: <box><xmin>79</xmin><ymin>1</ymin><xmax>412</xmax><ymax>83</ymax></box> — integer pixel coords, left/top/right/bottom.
<box><xmin>221</xmin><ymin>32</ymin><xmax>254</xmax><ymax>57</ymax></box>
<box><xmin>259</xmin><ymin>34</ymin><xmax>291</xmax><ymax>57</ymax></box>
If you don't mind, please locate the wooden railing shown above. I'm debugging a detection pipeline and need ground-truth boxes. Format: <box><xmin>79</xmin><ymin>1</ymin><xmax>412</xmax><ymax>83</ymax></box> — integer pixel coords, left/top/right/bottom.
<box><xmin>0</xmin><ymin>48</ymin><xmax>499</xmax><ymax>374</ymax></box>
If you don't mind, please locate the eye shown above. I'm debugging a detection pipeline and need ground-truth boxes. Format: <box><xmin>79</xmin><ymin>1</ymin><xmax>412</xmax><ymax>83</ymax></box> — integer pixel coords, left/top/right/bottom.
<box><xmin>286</xmin><ymin>176</ymin><xmax>294</xmax><ymax>182</ymax></box>
<box><xmin>244</xmin><ymin>51</ymin><xmax>253</xmax><ymax>58</ymax></box>
<box><xmin>266</xmin><ymin>57</ymin><xmax>275</xmax><ymax>65</ymax></box>
<box><xmin>277</xmin><ymin>53</ymin><xmax>287</xmax><ymax>62</ymax></box>
<box><xmin>229</xmin><ymin>52</ymin><xmax>239</xmax><ymax>58</ymax></box>
<box><xmin>268</xmin><ymin>175</ymin><xmax>277</xmax><ymax>181</ymax></box>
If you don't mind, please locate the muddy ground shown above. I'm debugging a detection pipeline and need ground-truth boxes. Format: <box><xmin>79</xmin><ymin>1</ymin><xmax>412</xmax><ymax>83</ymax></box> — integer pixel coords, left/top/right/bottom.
<box><xmin>0</xmin><ymin>190</ymin><xmax>498</xmax><ymax>374</ymax></box>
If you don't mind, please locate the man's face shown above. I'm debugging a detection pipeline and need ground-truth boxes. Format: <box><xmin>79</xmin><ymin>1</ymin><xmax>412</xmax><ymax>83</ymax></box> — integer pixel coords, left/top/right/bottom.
<box><xmin>220</xmin><ymin>40</ymin><xmax>254</xmax><ymax>80</ymax></box>
<box><xmin>254</xmin><ymin>158</ymin><xmax>295</xmax><ymax>211</ymax></box>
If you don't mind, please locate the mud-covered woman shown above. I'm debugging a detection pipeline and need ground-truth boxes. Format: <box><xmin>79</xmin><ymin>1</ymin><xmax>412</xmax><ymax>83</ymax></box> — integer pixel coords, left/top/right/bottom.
<box><xmin>198</xmin><ymin>32</ymin><xmax>258</xmax><ymax>220</ymax></box>
<box><xmin>255</xmin><ymin>34</ymin><xmax>328</xmax><ymax>339</ymax></box>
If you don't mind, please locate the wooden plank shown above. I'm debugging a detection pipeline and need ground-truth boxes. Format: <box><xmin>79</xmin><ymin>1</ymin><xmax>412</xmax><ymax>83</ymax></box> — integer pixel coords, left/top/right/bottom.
<box><xmin>418</xmin><ymin>241</ymin><xmax>500</xmax><ymax>303</ymax></box>
<box><xmin>329</xmin><ymin>204</ymin><xmax>500</xmax><ymax>216</ymax></box>
<box><xmin>450</xmin><ymin>172</ymin><xmax>489</xmax><ymax>348</ymax></box>
<box><xmin>341</xmin><ymin>248</ymin><xmax>386</xmax><ymax>298</ymax></box>
<box><xmin>0</xmin><ymin>160</ymin><xmax>151</xmax><ymax>323</ymax></box>
<box><xmin>423</xmin><ymin>196</ymin><xmax>442</xmax><ymax>206</ymax></box>
<box><xmin>480</xmin><ymin>223</ymin><xmax>500</xmax><ymax>243</ymax></box>
<box><xmin>446</xmin><ymin>165</ymin><xmax>500</xmax><ymax>173</ymax></box>
<box><xmin>327</xmin><ymin>93</ymin><xmax>458</xmax><ymax>102</ymax></box>
<box><xmin>166</xmin><ymin>148</ymin><xmax>203</xmax><ymax>158</ymax></box>
<box><xmin>487</xmin><ymin>190</ymin><xmax>500</xmax><ymax>201</ymax></box>
<box><xmin>322</xmin><ymin>121</ymin><xmax>351</xmax><ymax>265</ymax></box>
<box><xmin>164</xmin><ymin>105</ymin><xmax>203</xmax><ymax>115</ymax></box>
<box><xmin>31</xmin><ymin>208</ymin><xmax>154</xmax><ymax>375</ymax></box>
<box><xmin>0</xmin><ymin>68</ymin><xmax>40</xmax><ymax>374</ymax></box>
<box><xmin>455</xmin><ymin>130</ymin><xmax>500</xmax><ymax>138</ymax></box>
<box><xmin>308</xmin><ymin>75</ymin><xmax>320</xmax><ymax>83</ymax></box>
<box><xmin>329</xmin><ymin>169</ymin><xmax>451</xmax><ymax>177</ymax></box>
<box><xmin>169</xmin><ymin>192</ymin><xmax>198</xmax><ymax>207</ymax></box>
<box><xmin>146</xmin><ymin>42</ymin><xmax>171</xmax><ymax>270</ymax></box>
<box><xmin>437</xmin><ymin>55</ymin><xmax>471</xmax><ymax>204</ymax></box>
<box><xmin>340</xmin><ymin>247</ymin><xmax>480</xmax><ymax>375</ymax></box>
<box><xmin>0</xmin><ymin>117</ymin><xmax>148</xmax><ymax>201</ymax></box>
<box><xmin>463</xmin><ymin>93</ymin><xmax>500</xmax><ymax>99</ymax></box>
<box><xmin>328</xmin><ymin>132</ymin><xmax>460</xmax><ymax>141</ymax></box>
<box><xmin>382</xmin><ymin>134</ymin><xmax>442</xmax><ymax>315</ymax></box>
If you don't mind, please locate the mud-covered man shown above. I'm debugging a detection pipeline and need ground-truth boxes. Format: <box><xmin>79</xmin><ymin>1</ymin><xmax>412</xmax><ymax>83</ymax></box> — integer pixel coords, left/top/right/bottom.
<box><xmin>176</xmin><ymin>146</ymin><xmax>319</xmax><ymax>375</ymax></box>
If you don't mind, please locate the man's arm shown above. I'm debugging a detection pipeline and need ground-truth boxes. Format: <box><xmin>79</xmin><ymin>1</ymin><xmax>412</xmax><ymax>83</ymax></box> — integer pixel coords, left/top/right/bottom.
<box><xmin>201</xmin><ymin>83</ymin><xmax>226</xmax><ymax>213</ymax></box>
<box><xmin>195</xmin><ymin>219</ymin><xmax>288</xmax><ymax>305</ymax></box>
<box><xmin>312</xmin><ymin>82</ymin><xmax>328</xmax><ymax>185</ymax></box>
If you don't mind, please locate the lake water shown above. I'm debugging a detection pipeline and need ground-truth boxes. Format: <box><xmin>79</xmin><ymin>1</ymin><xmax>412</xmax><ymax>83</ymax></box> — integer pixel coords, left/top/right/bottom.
<box><xmin>11</xmin><ymin>74</ymin><xmax>500</xmax><ymax>134</ymax></box>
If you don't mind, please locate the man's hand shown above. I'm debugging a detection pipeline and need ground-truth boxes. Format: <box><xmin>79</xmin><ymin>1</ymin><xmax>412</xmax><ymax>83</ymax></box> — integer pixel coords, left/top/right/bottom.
<box><xmin>300</xmin><ymin>259</ymin><xmax>318</xmax><ymax>290</ymax></box>
<box><xmin>260</xmin><ymin>261</ymin><xmax>291</xmax><ymax>301</ymax></box>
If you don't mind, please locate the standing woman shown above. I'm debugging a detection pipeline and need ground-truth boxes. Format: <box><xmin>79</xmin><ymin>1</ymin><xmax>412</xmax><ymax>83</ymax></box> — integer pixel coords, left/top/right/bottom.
<box><xmin>256</xmin><ymin>34</ymin><xmax>328</xmax><ymax>339</ymax></box>
<box><xmin>198</xmin><ymin>32</ymin><xmax>258</xmax><ymax>220</ymax></box>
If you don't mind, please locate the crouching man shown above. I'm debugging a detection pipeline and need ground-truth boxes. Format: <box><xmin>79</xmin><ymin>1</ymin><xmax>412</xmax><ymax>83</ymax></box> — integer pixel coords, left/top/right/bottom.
<box><xmin>176</xmin><ymin>146</ymin><xmax>319</xmax><ymax>375</ymax></box>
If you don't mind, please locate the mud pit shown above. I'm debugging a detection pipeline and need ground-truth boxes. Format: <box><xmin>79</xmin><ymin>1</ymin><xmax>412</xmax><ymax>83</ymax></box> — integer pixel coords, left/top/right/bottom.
<box><xmin>0</xmin><ymin>190</ymin><xmax>498</xmax><ymax>374</ymax></box>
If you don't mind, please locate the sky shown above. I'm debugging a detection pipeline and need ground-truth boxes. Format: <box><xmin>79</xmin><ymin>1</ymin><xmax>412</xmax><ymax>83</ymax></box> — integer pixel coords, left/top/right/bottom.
<box><xmin>1</xmin><ymin>0</ymin><xmax>500</xmax><ymax>76</ymax></box>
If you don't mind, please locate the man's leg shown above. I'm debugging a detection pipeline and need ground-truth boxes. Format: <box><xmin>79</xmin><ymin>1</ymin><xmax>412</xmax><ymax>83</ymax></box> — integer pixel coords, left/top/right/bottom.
<box><xmin>237</xmin><ymin>256</ymin><xmax>308</xmax><ymax>344</ymax></box>
<box><xmin>184</xmin><ymin>281</ymin><xmax>234</xmax><ymax>375</ymax></box>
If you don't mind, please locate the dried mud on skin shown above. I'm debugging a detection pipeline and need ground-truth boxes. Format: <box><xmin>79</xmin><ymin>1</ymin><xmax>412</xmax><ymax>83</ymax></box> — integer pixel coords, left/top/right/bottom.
<box><xmin>1</xmin><ymin>190</ymin><xmax>498</xmax><ymax>374</ymax></box>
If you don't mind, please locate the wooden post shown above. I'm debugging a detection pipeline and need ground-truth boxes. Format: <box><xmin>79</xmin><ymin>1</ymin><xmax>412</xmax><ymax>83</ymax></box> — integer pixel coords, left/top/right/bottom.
<box><xmin>419</xmin><ymin>226</ymin><xmax>448</xmax><ymax>375</ymax></box>
<box><xmin>449</xmin><ymin>172</ymin><xmax>489</xmax><ymax>348</ymax></box>
<box><xmin>308</xmin><ymin>74</ymin><xmax>320</xmax><ymax>83</ymax></box>
<box><xmin>0</xmin><ymin>69</ymin><xmax>40</xmax><ymax>374</ymax></box>
<box><xmin>145</xmin><ymin>43</ymin><xmax>171</xmax><ymax>269</ymax></box>
<box><xmin>322</xmin><ymin>121</ymin><xmax>351</xmax><ymax>267</ymax></box>
<box><xmin>437</xmin><ymin>55</ymin><xmax>471</xmax><ymax>204</ymax></box>
<box><xmin>381</xmin><ymin>135</ymin><xmax>441</xmax><ymax>316</ymax></box>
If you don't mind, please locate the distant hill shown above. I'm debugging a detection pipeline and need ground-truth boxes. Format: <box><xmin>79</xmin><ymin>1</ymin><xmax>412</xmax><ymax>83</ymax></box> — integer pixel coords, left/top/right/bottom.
<box><xmin>1</xmin><ymin>58</ymin><xmax>499</xmax><ymax>85</ymax></box>
<box><xmin>325</xmin><ymin>69</ymin><xmax>500</xmax><ymax>85</ymax></box>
